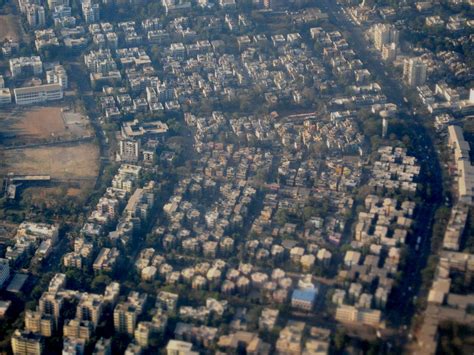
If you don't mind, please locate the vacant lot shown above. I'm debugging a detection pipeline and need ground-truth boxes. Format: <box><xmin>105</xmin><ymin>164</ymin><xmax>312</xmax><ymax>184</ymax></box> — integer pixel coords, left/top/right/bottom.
<box><xmin>0</xmin><ymin>143</ymin><xmax>99</xmax><ymax>180</ymax></box>
<box><xmin>0</xmin><ymin>106</ymin><xmax>92</xmax><ymax>145</ymax></box>
<box><xmin>0</xmin><ymin>15</ymin><xmax>22</xmax><ymax>42</ymax></box>
<box><xmin>0</xmin><ymin>103</ymin><xmax>99</xmax><ymax>205</ymax></box>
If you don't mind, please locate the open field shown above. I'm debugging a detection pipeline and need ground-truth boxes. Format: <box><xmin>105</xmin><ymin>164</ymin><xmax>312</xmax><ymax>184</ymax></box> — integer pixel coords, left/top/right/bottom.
<box><xmin>0</xmin><ymin>106</ymin><xmax>92</xmax><ymax>145</ymax></box>
<box><xmin>0</xmin><ymin>143</ymin><xmax>99</xmax><ymax>180</ymax></box>
<box><xmin>0</xmin><ymin>15</ymin><xmax>22</xmax><ymax>42</ymax></box>
<box><xmin>0</xmin><ymin>103</ymin><xmax>99</xmax><ymax>205</ymax></box>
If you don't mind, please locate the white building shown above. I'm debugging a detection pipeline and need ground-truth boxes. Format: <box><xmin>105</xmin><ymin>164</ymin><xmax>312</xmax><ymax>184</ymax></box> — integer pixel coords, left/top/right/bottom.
<box><xmin>10</xmin><ymin>56</ymin><xmax>43</xmax><ymax>77</ymax></box>
<box><xmin>0</xmin><ymin>89</ymin><xmax>12</xmax><ymax>105</ymax></box>
<box><xmin>14</xmin><ymin>84</ymin><xmax>63</xmax><ymax>105</ymax></box>
<box><xmin>403</xmin><ymin>58</ymin><xmax>427</xmax><ymax>87</ymax></box>
<box><xmin>26</xmin><ymin>5</ymin><xmax>45</xmax><ymax>28</ymax></box>
<box><xmin>48</xmin><ymin>0</ymin><xmax>69</xmax><ymax>8</ymax></box>
<box><xmin>82</xmin><ymin>1</ymin><xmax>100</xmax><ymax>23</ymax></box>
<box><xmin>166</xmin><ymin>340</ymin><xmax>198</xmax><ymax>355</ymax></box>
<box><xmin>335</xmin><ymin>305</ymin><xmax>382</xmax><ymax>327</ymax></box>
<box><xmin>118</xmin><ymin>140</ymin><xmax>140</xmax><ymax>162</ymax></box>
<box><xmin>372</xmin><ymin>23</ymin><xmax>399</xmax><ymax>50</ymax></box>
<box><xmin>46</xmin><ymin>65</ymin><xmax>68</xmax><ymax>89</ymax></box>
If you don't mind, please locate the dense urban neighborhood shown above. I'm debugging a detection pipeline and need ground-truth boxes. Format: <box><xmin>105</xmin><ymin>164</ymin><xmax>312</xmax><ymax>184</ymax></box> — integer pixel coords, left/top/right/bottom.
<box><xmin>0</xmin><ymin>0</ymin><xmax>473</xmax><ymax>354</ymax></box>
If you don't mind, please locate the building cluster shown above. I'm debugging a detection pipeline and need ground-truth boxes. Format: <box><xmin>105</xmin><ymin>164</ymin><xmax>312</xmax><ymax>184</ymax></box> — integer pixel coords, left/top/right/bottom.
<box><xmin>417</xmin><ymin>124</ymin><xmax>473</xmax><ymax>354</ymax></box>
<box><xmin>332</xmin><ymin>146</ymin><xmax>420</xmax><ymax>328</ymax></box>
<box><xmin>364</xmin><ymin>5</ymin><xmax>473</xmax><ymax>130</ymax></box>
<box><xmin>0</xmin><ymin>56</ymin><xmax>67</xmax><ymax>106</ymax></box>
<box><xmin>369</xmin><ymin>146</ymin><xmax>420</xmax><ymax>193</ymax></box>
<box><xmin>19</xmin><ymin>0</ymin><xmax>46</xmax><ymax>28</ymax></box>
<box><xmin>5</xmin><ymin>222</ymin><xmax>59</xmax><ymax>266</ymax></box>
<box><xmin>448</xmin><ymin>125</ymin><xmax>474</xmax><ymax>204</ymax></box>
<box><xmin>67</xmin><ymin>10</ymin><xmax>329</xmax><ymax>126</ymax></box>
<box><xmin>6</xmin><ymin>0</ymin><xmax>471</xmax><ymax>352</ymax></box>
<box><xmin>76</xmin><ymin>164</ymin><xmax>156</xmax><ymax>250</ymax></box>
<box><xmin>369</xmin><ymin>23</ymin><xmax>399</xmax><ymax>62</ymax></box>
<box><xmin>14</xmin><ymin>272</ymin><xmax>125</xmax><ymax>355</ymax></box>
<box><xmin>117</xmin><ymin>119</ymin><xmax>168</xmax><ymax>163</ymax></box>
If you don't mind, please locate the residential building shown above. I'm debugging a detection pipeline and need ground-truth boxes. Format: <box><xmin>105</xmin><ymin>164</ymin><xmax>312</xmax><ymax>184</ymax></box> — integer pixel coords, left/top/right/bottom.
<box><xmin>166</xmin><ymin>340</ymin><xmax>198</xmax><ymax>355</ymax></box>
<box><xmin>76</xmin><ymin>294</ymin><xmax>103</xmax><ymax>328</ymax></box>
<box><xmin>39</xmin><ymin>292</ymin><xmax>63</xmax><ymax>327</ymax></box>
<box><xmin>82</xmin><ymin>1</ymin><xmax>100</xmax><ymax>23</ymax></box>
<box><xmin>10</xmin><ymin>56</ymin><xmax>43</xmax><ymax>77</ymax></box>
<box><xmin>291</xmin><ymin>288</ymin><xmax>318</xmax><ymax>311</ymax></box>
<box><xmin>24</xmin><ymin>311</ymin><xmax>54</xmax><ymax>337</ymax></box>
<box><xmin>404</xmin><ymin>58</ymin><xmax>427</xmax><ymax>87</ymax></box>
<box><xmin>0</xmin><ymin>258</ymin><xmax>10</xmax><ymax>288</ymax></box>
<box><xmin>114</xmin><ymin>302</ymin><xmax>139</xmax><ymax>335</ymax></box>
<box><xmin>63</xmin><ymin>319</ymin><xmax>93</xmax><ymax>340</ymax></box>
<box><xmin>11</xmin><ymin>330</ymin><xmax>44</xmax><ymax>355</ymax></box>
<box><xmin>118</xmin><ymin>140</ymin><xmax>140</xmax><ymax>162</ymax></box>
<box><xmin>335</xmin><ymin>305</ymin><xmax>382</xmax><ymax>327</ymax></box>
<box><xmin>0</xmin><ymin>89</ymin><xmax>12</xmax><ymax>104</ymax></box>
<box><xmin>373</xmin><ymin>23</ymin><xmax>399</xmax><ymax>50</ymax></box>
<box><xmin>46</xmin><ymin>65</ymin><xmax>68</xmax><ymax>89</ymax></box>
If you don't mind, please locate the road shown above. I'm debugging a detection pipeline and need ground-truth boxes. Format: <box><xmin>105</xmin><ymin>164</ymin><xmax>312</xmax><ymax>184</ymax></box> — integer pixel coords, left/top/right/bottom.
<box><xmin>318</xmin><ymin>0</ymin><xmax>444</xmax><ymax>343</ymax></box>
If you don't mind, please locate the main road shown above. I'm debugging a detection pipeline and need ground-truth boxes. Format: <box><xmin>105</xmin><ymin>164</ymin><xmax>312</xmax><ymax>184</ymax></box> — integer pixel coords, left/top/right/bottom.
<box><xmin>317</xmin><ymin>0</ymin><xmax>444</xmax><ymax>343</ymax></box>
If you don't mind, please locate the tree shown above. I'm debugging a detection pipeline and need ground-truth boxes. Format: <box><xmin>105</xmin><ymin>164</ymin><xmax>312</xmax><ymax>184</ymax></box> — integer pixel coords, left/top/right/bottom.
<box><xmin>91</xmin><ymin>274</ymin><xmax>112</xmax><ymax>293</ymax></box>
<box><xmin>334</xmin><ymin>328</ymin><xmax>347</xmax><ymax>351</ymax></box>
<box><xmin>275</xmin><ymin>209</ymin><xmax>289</xmax><ymax>226</ymax></box>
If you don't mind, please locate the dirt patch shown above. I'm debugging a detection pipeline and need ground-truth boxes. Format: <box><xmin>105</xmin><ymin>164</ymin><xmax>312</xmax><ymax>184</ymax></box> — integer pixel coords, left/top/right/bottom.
<box><xmin>0</xmin><ymin>143</ymin><xmax>99</xmax><ymax>180</ymax></box>
<box><xmin>67</xmin><ymin>188</ymin><xmax>82</xmax><ymax>196</ymax></box>
<box><xmin>0</xmin><ymin>106</ymin><xmax>92</xmax><ymax>145</ymax></box>
<box><xmin>0</xmin><ymin>15</ymin><xmax>22</xmax><ymax>42</ymax></box>
<box><xmin>14</xmin><ymin>107</ymin><xmax>66</xmax><ymax>139</ymax></box>
<box><xmin>22</xmin><ymin>183</ymin><xmax>94</xmax><ymax>207</ymax></box>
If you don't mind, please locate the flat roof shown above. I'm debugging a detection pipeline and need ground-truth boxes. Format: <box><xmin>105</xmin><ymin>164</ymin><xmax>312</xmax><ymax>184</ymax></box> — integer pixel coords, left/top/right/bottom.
<box><xmin>14</xmin><ymin>83</ymin><xmax>62</xmax><ymax>94</ymax></box>
<box><xmin>292</xmin><ymin>288</ymin><xmax>318</xmax><ymax>302</ymax></box>
<box><xmin>7</xmin><ymin>273</ymin><xmax>28</xmax><ymax>293</ymax></box>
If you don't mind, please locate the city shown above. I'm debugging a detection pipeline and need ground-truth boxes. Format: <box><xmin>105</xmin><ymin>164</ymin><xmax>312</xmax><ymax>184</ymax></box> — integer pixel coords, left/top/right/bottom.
<box><xmin>0</xmin><ymin>0</ymin><xmax>473</xmax><ymax>354</ymax></box>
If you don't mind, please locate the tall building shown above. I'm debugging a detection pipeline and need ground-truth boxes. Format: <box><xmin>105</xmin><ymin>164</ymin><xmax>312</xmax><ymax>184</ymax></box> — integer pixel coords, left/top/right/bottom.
<box><xmin>76</xmin><ymin>294</ymin><xmax>103</xmax><ymax>329</ymax></box>
<box><xmin>63</xmin><ymin>319</ymin><xmax>93</xmax><ymax>341</ymax></box>
<box><xmin>11</xmin><ymin>330</ymin><xmax>44</xmax><ymax>355</ymax></box>
<box><xmin>381</xmin><ymin>42</ymin><xmax>398</xmax><ymax>62</ymax></box>
<box><xmin>46</xmin><ymin>65</ymin><xmax>68</xmax><ymax>89</ymax></box>
<box><xmin>24</xmin><ymin>311</ymin><xmax>54</xmax><ymax>337</ymax></box>
<box><xmin>134</xmin><ymin>321</ymin><xmax>154</xmax><ymax>348</ymax></box>
<box><xmin>114</xmin><ymin>303</ymin><xmax>138</xmax><ymax>335</ymax></box>
<box><xmin>25</xmin><ymin>5</ymin><xmax>45</xmax><ymax>28</ymax></box>
<box><xmin>39</xmin><ymin>292</ymin><xmax>63</xmax><ymax>328</ymax></box>
<box><xmin>0</xmin><ymin>258</ymin><xmax>10</xmax><ymax>288</ymax></box>
<box><xmin>118</xmin><ymin>139</ymin><xmax>140</xmax><ymax>162</ymax></box>
<box><xmin>373</xmin><ymin>24</ymin><xmax>399</xmax><ymax>50</ymax></box>
<box><xmin>82</xmin><ymin>1</ymin><xmax>100</xmax><ymax>23</ymax></box>
<box><xmin>9</xmin><ymin>56</ymin><xmax>43</xmax><ymax>77</ymax></box>
<box><xmin>403</xmin><ymin>58</ymin><xmax>427</xmax><ymax>87</ymax></box>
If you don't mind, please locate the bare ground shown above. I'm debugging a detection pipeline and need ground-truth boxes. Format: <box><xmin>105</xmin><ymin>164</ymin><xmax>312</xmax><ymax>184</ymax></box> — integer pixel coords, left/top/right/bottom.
<box><xmin>0</xmin><ymin>143</ymin><xmax>99</xmax><ymax>180</ymax></box>
<box><xmin>0</xmin><ymin>15</ymin><xmax>22</xmax><ymax>42</ymax></box>
<box><xmin>0</xmin><ymin>106</ymin><xmax>92</xmax><ymax>145</ymax></box>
